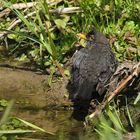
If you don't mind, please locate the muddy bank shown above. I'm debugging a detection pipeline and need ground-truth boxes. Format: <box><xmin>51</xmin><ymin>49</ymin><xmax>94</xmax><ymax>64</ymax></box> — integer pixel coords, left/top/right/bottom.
<box><xmin>0</xmin><ymin>61</ymin><xmax>139</xmax><ymax>110</ymax></box>
<box><xmin>0</xmin><ymin>67</ymin><xmax>71</xmax><ymax>109</ymax></box>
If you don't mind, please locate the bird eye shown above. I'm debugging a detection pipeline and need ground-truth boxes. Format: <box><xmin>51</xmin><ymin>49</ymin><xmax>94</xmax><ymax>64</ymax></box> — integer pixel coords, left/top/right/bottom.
<box><xmin>90</xmin><ymin>35</ymin><xmax>94</xmax><ymax>40</ymax></box>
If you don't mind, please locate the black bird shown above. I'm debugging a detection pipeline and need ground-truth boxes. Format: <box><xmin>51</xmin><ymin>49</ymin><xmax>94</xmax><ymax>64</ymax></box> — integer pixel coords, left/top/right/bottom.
<box><xmin>69</xmin><ymin>29</ymin><xmax>118</xmax><ymax>102</ymax></box>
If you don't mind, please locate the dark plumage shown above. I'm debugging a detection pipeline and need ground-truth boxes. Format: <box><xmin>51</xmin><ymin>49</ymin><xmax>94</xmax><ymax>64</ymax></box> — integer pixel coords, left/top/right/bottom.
<box><xmin>70</xmin><ymin>29</ymin><xmax>118</xmax><ymax>101</ymax></box>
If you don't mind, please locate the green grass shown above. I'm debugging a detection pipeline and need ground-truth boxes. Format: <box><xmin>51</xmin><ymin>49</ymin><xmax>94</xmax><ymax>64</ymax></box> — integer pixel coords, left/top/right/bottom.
<box><xmin>94</xmin><ymin>100</ymin><xmax>140</xmax><ymax>140</ymax></box>
<box><xmin>0</xmin><ymin>0</ymin><xmax>139</xmax><ymax>69</ymax></box>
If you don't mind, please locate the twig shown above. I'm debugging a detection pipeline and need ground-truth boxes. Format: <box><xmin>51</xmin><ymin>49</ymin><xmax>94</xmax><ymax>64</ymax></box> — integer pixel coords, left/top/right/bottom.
<box><xmin>0</xmin><ymin>6</ymin><xmax>81</xmax><ymax>38</ymax></box>
<box><xmin>50</xmin><ymin>7</ymin><xmax>81</xmax><ymax>14</ymax></box>
<box><xmin>0</xmin><ymin>0</ymin><xmax>63</xmax><ymax>18</ymax></box>
<box><xmin>88</xmin><ymin>62</ymin><xmax>140</xmax><ymax>119</ymax></box>
<box><xmin>0</xmin><ymin>11</ymin><xmax>36</xmax><ymax>37</ymax></box>
<box><xmin>107</xmin><ymin>62</ymin><xmax>140</xmax><ymax>102</ymax></box>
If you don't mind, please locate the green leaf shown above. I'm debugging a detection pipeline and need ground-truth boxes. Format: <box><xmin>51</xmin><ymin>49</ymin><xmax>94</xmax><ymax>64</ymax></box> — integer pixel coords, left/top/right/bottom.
<box><xmin>17</xmin><ymin>54</ymin><xmax>27</xmax><ymax>62</ymax></box>
<box><xmin>125</xmin><ymin>97</ymin><xmax>133</xmax><ymax>127</ymax></box>
<box><xmin>0</xmin><ymin>99</ymin><xmax>8</xmax><ymax>107</ymax></box>
<box><xmin>0</xmin><ymin>100</ymin><xmax>14</xmax><ymax>126</ymax></box>
<box><xmin>63</xmin><ymin>15</ymin><xmax>70</xmax><ymax>23</ymax></box>
<box><xmin>64</xmin><ymin>69</ymin><xmax>70</xmax><ymax>76</ymax></box>
<box><xmin>54</xmin><ymin>19</ymin><xmax>67</xmax><ymax>29</ymax></box>
<box><xmin>134</xmin><ymin>92</ymin><xmax>140</xmax><ymax>104</ymax></box>
<box><xmin>47</xmin><ymin>65</ymin><xmax>56</xmax><ymax>86</ymax></box>
<box><xmin>7</xmin><ymin>34</ymin><xmax>17</xmax><ymax>40</ymax></box>
<box><xmin>0</xmin><ymin>130</ymin><xmax>36</xmax><ymax>134</ymax></box>
<box><xmin>15</xmin><ymin>118</ymin><xmax>55</xmax><ymax>135</ymax></box>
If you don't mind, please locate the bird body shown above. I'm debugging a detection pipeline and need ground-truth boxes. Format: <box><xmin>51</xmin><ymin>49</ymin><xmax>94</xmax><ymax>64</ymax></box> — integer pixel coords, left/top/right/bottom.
<box><xmin>70</xmin><ymin>30</ymin><xmax>118</xmax><ymax>101</ymax></box>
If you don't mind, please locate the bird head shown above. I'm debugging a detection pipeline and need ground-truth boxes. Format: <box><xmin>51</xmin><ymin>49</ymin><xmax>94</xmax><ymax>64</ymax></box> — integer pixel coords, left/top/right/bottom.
<box><xmin>77</xmin><ymin>29</ymin><xmax>108</xmax><ymax>45</ymax></box>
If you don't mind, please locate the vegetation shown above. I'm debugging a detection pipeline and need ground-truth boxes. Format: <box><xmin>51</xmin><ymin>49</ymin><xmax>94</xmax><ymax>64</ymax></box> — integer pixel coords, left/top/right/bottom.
<box><xmin>0</xmin><ymin>0</ymin><xmax>139</xmax><ymax>68</ymax></box>
<box><xmin>0</xmin><ymin>0</ymin><xmax>140</xmax><ymax>139</ymax></box>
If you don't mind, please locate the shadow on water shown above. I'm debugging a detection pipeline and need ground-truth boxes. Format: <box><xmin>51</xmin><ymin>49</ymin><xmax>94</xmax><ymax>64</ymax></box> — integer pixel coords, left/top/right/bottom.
<box><xmin>66</xmin><ymin>80</ymin><xmax>104</xmax><ymax>122</ymax></box>
<box><xmin>66</xmin><ymin>81</ymin><xmax>90</xmax><ymax>122</ymax></box>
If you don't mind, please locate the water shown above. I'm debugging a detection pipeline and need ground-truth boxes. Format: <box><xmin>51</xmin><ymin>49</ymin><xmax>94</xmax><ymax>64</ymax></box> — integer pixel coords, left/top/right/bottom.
<box><xmin>13</xmin><ymin>109</ymin><xmax>98</xmax><ymax>140</ymax></box>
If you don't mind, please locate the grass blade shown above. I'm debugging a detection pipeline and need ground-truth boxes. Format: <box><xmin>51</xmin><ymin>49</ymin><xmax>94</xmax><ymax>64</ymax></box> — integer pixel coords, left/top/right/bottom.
<box><xmin>15</xmin><ymin>118</ymin><xmax>55</xmax><ymax>135</ymax></box>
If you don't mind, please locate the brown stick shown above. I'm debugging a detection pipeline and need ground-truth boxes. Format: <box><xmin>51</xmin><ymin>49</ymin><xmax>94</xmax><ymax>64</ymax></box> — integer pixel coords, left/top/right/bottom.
<box><xmin>0</xmin><ymin>1</ymin><xmax>63</xmax><ymax>18</ymax></box>
<box><xmin>0</xmin><ymin>7</ymin><xmax>81</xmax><ymax>37</ymax></box>
<box><xmin>88</xmin><ymin>62</ymin><xmax>140</xmax><ymax>119</ymax></box>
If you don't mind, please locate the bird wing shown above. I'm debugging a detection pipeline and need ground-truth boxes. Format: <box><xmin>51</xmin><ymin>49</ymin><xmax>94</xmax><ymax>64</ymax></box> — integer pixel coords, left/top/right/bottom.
<box><xmin>71</xmin><ymin>48</ymin><xmax>98</xmax><ymax>100</ymax></box>
<box><xmin>96</xmin><ymin>48</ymin><xmax>118</xmax><ymax>95</ymax></box>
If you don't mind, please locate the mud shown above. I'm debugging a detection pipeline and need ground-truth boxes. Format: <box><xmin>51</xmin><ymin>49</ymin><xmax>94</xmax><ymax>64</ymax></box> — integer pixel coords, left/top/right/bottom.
<box><xmin>0</xmin><ymin>67</ymin><xmax>71</xmax><ymax>109</ymax></box>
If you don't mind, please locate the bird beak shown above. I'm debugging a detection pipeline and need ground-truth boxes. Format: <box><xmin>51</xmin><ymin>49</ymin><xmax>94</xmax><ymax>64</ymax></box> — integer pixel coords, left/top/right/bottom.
<box><xmin>76</xmin><ymin>33</ymin><xmax>87</xmax><ymax>40</ymax></box>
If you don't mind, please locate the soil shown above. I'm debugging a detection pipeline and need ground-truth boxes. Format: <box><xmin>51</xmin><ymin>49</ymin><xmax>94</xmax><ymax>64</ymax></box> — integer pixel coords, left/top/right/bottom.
<box><xmin>0</xmin><ymin>66</ymin><xmax>71</xmax><ymax>109</ymax></box>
